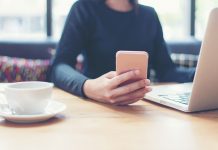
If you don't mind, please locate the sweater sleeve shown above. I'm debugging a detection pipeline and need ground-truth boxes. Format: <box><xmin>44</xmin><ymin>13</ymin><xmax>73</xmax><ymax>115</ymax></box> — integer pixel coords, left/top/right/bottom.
<box><xmin>151</xmin><ymin>9</ymin><xmax>195</xmax><ymax>83</ymax></box>
<box><xmin>51</xmin><ymin>1</ymin><xmax>91</xmax><ymax>97</ymax></box>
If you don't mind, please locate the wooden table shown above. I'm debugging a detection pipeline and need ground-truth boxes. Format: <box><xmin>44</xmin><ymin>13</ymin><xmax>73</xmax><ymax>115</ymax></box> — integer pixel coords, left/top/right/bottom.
<box><xmin>1</xmin><ymin>88</ymin><xmax>218</xmax><ymax>150</ymax></box>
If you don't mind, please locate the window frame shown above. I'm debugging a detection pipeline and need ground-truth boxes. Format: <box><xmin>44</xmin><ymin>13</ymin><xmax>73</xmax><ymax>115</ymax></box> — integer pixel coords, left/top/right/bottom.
<box><xmin>46</xmin><ymin>0</ymin><xmax>52</xmax><ymax>37</ymax></box>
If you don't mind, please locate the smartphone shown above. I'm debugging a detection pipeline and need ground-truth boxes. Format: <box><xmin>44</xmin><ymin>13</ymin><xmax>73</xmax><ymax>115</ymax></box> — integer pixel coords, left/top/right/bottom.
<box><xmin>116</xmin><ymin>51</ymin><xmax>149</xmax><ymax>82</ymax></box>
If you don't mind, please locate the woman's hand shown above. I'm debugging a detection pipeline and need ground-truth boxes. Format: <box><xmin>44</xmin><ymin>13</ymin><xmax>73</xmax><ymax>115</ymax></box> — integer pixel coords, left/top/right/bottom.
<box><xmin>83</xmin><ymin>70</ymin><xmax>152</xmax><ymax>105</ymax></box>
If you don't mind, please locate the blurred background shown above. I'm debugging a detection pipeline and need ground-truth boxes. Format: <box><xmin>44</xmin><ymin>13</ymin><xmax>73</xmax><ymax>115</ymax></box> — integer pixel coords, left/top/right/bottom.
<box><xmin>0</xmin><ymin>0</ymin><xmax>217</xmax><ymax>82</ymax></box>
<box><xmin>0</xmin><ymin>0</ymin><xmax>217</xmax><ymax>40</ymax></box>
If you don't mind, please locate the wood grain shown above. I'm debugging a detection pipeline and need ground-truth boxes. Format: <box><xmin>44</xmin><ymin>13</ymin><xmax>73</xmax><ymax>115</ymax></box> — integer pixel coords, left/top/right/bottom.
<box><xmin>1</xmin><ymin>88</ymin><xmax>218</xmax><ymax>150</ymax></box>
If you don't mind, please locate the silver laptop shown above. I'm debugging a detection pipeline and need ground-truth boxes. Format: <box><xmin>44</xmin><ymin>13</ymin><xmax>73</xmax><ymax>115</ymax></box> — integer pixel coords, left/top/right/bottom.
<box><xmin>144</xmin><ymin>8</ymin><xmax>218</xmax><ymax>112</ymax></box>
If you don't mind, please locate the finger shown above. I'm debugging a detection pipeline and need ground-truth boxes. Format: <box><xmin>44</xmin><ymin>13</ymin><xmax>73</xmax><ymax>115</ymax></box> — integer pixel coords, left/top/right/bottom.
<box><xmin>117</xmin><ymin>87</ymin><xmax>152</xmax><ymax>105</ymax></box>
<box><xmin>111</xmin><ymin>88</ymin><xmax>147</xmax><ymax>104</ymax></box>
<box><xmin>110</xmin><ymin>70</ymin><xmax>141</xmax><ymax>88</ymax></box>
<box><xmin>110</xmin><ymin>79</ymin><xmax>147</xmax><ymax>98</ymax></box>
<box><xmin>145</xmin><ymin>79</ymin><xmax>151</xmax><ymax>86</ymax></box>
<box><xmin>109</xmin><ymin>79</ymin><xmax>151</xmax><ymax>99</ymax></box>
<box><xmin>103</xmin><ymin>71</ymin><xmax>117</xmax><ymax>79</ymax></box>
<box><xmin>145</xmin><ymin>86</ymin><xmax>152</xmax><ymax>93</ymax></box>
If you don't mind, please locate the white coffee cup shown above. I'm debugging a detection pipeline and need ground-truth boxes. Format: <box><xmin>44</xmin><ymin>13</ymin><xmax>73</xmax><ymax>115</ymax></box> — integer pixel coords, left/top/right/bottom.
<box><xmin>0</xmin><ymin>81</ymin><xmax>54</xmax><ymax>115</ymax></box>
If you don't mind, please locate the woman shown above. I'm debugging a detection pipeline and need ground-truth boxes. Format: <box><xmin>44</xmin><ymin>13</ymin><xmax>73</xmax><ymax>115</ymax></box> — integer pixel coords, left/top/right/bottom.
<box><xmin>51</xmin><ymin>0</ymin><xmax>195</xmax><ymax>105</ymax></box>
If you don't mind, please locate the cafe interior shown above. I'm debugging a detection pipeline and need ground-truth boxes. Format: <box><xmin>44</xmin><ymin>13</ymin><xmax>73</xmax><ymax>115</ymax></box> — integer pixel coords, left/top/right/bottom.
<box><xmin>0</xmin><ymin>0</ymin><xmax>218</xmax><ymax>150</ymax></box>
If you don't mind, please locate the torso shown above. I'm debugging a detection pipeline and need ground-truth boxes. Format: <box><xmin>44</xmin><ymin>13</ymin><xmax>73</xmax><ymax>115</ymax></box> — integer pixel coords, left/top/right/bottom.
<box><xmin>76</xmin><ymin>1</ymin><xmax>158</xmax><ymax>78</ymax></box>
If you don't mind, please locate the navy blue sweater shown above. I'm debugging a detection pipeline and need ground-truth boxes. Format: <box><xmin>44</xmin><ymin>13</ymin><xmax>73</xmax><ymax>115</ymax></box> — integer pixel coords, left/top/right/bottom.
<box><xmin>51</xmin><ymin>0</ymin><xmax>195</xmax><ymax>97</ymax></box>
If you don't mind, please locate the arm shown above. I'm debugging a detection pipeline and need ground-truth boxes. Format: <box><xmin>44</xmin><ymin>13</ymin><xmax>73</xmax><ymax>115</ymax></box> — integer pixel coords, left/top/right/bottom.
<box><xmin>51</xmin><ymin>2</ymin><xmax>90</xmax><ymax>97</ymax></box>
<box><xmin>152</xmin><ymin>9</ymin><xmax>195</xmax><ymax>83</ymax></box>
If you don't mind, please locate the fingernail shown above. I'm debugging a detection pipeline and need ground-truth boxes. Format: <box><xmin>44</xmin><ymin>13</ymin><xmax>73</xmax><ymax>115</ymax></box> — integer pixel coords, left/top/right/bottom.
<box><xmin>145</xmin><ymin>79</ymin><xmax>150</xmax><ymax>85</ymax></box>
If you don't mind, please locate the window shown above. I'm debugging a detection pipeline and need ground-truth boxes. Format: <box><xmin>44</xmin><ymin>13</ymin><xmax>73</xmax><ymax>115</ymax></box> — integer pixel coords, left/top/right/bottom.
<box><xmin>0</xmin><ymin>0</ymin><xmax>216</xmax><ymax>40</ymax></box>
<box><xmin>53</xmin><ymin>0</ymin><xmax>76</xmax><ymax>38</ymax></box>
<box><xmin>0</xmin><ymin>0</ymin><xmax>46</xmax><ymax>39</ymax></box>
<box><xmin>52</xmin><ymin>0</ymin><xmax>190</xmax><ymax>40</ymax></box>
<box><xmin>139</xmin><ymin>0</ymin><xmax>190</xmax><ymax>40</ymax></box>
<box><xmin>196</xmin><ymin>0</ymin><xmax>218</xmax><ymax>39</ymax></box>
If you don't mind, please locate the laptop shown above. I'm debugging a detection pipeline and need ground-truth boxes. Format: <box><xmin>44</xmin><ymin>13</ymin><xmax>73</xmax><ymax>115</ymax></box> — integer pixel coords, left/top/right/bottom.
<box><xmin>144</xmin><ymin>8</ymin><xmax>218</xmax><ymax>112</ymax></box>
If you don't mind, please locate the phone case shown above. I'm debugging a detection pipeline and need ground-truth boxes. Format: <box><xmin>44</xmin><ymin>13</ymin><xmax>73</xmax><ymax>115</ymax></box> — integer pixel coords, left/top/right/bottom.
<box><xmin>116</xmin><ymin>51</ymin><xmax>148</xmax><ymax>80</ymax></box>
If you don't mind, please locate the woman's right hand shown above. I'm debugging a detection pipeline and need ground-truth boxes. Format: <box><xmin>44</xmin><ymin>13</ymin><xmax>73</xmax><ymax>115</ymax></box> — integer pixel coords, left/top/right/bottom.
<box><xmin>83</xmin><ymin>70</ymin><xmax>152</xmax><ymax>105</ymax></box>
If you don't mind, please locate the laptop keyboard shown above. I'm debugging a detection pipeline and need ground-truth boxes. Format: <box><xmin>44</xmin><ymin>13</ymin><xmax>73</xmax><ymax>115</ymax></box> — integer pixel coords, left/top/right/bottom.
<box><xmin>158</xmin><ymin>92</ymin><xmax>191</xmax><ymax>105</ymax></box>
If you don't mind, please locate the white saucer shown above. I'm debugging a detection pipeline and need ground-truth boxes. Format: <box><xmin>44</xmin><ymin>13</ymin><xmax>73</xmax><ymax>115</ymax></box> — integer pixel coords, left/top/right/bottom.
<box><xmin>0</xmin><ymin>101</ymin><xmax>66</xmax><ymax>123</ymax></box>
